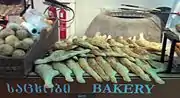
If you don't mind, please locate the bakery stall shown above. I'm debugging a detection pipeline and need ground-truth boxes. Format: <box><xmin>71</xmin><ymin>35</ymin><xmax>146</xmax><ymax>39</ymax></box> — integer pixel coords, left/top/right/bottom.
<box><xmin>0</xmin><ymin>0</ymin><xmax>180</xmax><ymax>98</ymax></box>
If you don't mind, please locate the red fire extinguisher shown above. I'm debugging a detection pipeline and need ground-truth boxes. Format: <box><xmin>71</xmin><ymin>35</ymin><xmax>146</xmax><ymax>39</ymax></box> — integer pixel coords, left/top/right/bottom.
<box><xmin>0</xmin><ymin>16</ymin><xmax>9</xmax><ymax>28</ymax></box>
<box><xmin>59</xmin><ymin>8</ymin><xmax>67</xmax><ymax>40</ymax></box>
<box><xmin>48</xmin><ymin>6</ymin><xmax>57</xmax><ymax>22</ymax></box>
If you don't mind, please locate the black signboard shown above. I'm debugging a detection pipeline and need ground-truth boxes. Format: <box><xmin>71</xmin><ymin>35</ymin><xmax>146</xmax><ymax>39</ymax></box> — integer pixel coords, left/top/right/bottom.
<box><xmin>0</xmin><ymin>75</ymin><xmax>180</xmax><ymax>98</ymax></box>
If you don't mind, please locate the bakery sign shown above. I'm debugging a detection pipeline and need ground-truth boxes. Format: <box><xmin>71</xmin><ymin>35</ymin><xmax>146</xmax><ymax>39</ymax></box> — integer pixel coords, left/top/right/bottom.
<box><xmin>0</xmin><ymin>77</ymin><xmax>180</xmax><ymax>98</ymax></box>
<box><xmin>6</xmin><ymin>83</ymin><xmax>154</xmax><ymax>94</ymax></box>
